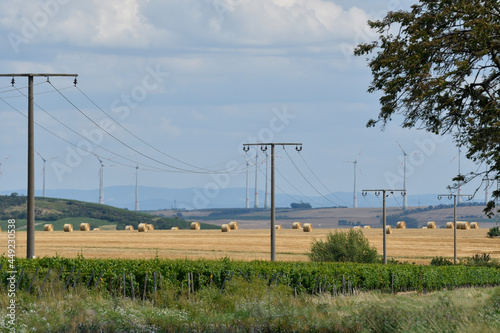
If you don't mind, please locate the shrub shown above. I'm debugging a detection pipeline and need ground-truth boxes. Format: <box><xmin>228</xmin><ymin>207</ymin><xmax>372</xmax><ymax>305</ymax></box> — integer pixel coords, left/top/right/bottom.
<box><xmin>487</xmin><ymin>226</ymin><xmax>500</xmax><ymax>238</ymax></box>
<box><xmin>308</xmin><ymin>229</ymin><xmax>378</xmax><ymax>263</ymax></box>
<box><xmin>430</xmin><ymin>256</ymin><xmax>453</xmax><ymax>266</ymax></box>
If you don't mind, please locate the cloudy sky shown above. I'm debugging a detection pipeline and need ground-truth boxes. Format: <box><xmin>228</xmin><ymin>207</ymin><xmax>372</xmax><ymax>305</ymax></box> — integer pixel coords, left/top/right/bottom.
<box><xmin>0</xmin><ymin>0</ymin><xmax>491</xmax><ymax>208</ymax></box>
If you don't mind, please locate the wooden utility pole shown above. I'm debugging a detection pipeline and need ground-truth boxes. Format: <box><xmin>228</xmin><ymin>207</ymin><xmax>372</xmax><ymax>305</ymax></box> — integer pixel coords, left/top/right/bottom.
<box><xmin>243</xmin><ymin>142</ymin><xmax>302</xmax><ymax>261</ymax></box>
<box><xmin>362</xmin><ymin>189</ymin><xmax>405</xmax><ymax>264</ymax></box>
<box><xmin>437</xmin><ymin>193</ymin><xmax>471</xmax><ymax>264</ymax></box>
<box><xmin>0</xmin><ymin>73</ymin><xmax>77</xmax><ymax>259</ymax></box>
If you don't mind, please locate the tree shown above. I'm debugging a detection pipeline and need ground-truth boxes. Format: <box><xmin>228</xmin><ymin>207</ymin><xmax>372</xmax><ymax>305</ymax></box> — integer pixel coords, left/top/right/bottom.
<box><xmin>308</xmin><ymin>229</ymin><xmax>378</xmax><ymax>263</ymax></box>
<box><xmin>354</xmin><ymin>0</ymin><xmax>500</xmax><ymax>216</ymax></box>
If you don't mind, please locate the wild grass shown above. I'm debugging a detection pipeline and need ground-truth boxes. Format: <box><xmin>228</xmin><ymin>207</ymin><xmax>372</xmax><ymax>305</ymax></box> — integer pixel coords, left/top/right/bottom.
<box><xmin>1</xmin><ymin>277</ymin><xmax>499</xmax><ymax>332</ymax></box>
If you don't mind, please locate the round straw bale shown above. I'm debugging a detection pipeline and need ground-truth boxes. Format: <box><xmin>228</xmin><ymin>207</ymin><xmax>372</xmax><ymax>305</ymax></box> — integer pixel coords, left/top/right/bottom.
<box><xmin>446</xmin><ymin>222</ymin><xmax>454</xmax><ymax>229</ymax></box>
<box><xmin>147</xmin><ymin>224</ymin><xmax>154</xmax><ymax>230</ymax></box>
<box><xmin>275</xmin><ymin>224</ymin><xmax>282</xmax><ymax>230</ymax></box>
<box><xmin>43</xmin><ymin>224</ymin><xmax>54</xmax><ymax>232</ymax></box>
<box><xmin>79</xmin><ymin>223</ymin><xmax>90</xmax><ymax>231</ymax></box>
<box><xmin>171</xmin><ymin>227</ymin><xmax>180</xmax><ymax>231</ymax></box>
<box><xmin>385</xmin><ymin>225</ymin><xmax>392</xmax><ymax>234</ymax></box>
<box><xmin>191</xmin><ymin>222</ymin><xmax>201</xmax><ymax>230</ymax></box>
<box><xmin>426</xmin><ymin>221</ymin><xmax>437</xmax><ymax>229</ymax></box>
<box><xmin>303</xmin><ymin>223</ymin><xmax>313</xmax><ymax>232</ymax></box>
<box><xmin>228</xmin><ymin>221</ymin><xmax>239</xmax><ymax>230</ymax></box>
<box><xmin>63</xmin><ymin>224</ymin><xmax>73</xmax><ymax>232</ymax></box>
<box><xmin>363</xmin><ymin>225</ymin><xmax>372</xmax><ymax>229</ymax></box>
<box><xmin>352</xmin><ymin>226</ymin><xmax>362</xmax><ymax>230</ymax></box>
<box><xmin>292</xmin><ymin>222</ymin><xmax>302</xmax><ymax>229</ymax></box>
<box><xmin>93</xmin><ymin>227</ymin><xmax>101</xmax><ymax>231</ymax></box>
<box><xmin>456</xmin><ymin>221</ymin><xmax>470</xmax><ymax>230</ymax></box>
<box><xmin>396</xmin><ymin>221</ymin><xmax>406</xmax><ymax>229</ymax></box>
<box><xmin>422</xmin><ymin>226</ymin><xmax>428</xmax><ymax>229</ymax></box>
<box><xmin>138</xmin><ymin>223</ymin><xmax>148</xmax><ymax>232</ymax></box>
<box><xmin>221</xmin><ymin>224</ymin><xmax>231</xmax><ymax>232</ymax></box>
<box><xmin>470</xmin><ymin>222</ymin><xmax>479</xmax><ymax>229</ymax></box>
<box><xmin>125</xmin><ymin>225</ymin><xmax>134</xmax><ymax>231</ymax></box>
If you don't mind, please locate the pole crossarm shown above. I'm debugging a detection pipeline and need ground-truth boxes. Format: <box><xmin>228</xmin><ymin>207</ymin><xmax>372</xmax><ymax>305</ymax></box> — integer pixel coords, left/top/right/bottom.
<box><xmin>0</xmin><ymin>74</ymin><xmax>78</xmax><ymax>77</ymax></box>
<box><xmin>1</xmin><ymin>73</ymin><xmax>78</xmax><ymax>259</ymax></box>
<box><xmin>362</xmin><ymin>189</ymin><xmax>405</xmax><ymax>265</ymax></box>
<box><xmin>437</xmin><ymin>193</ymin><xmax>472</xmax><ymax>264</ymax></box>
<box><xmin>243</xmin><ymin>142</ymin><xmax>302</xmax><ymax>261</ymax></box>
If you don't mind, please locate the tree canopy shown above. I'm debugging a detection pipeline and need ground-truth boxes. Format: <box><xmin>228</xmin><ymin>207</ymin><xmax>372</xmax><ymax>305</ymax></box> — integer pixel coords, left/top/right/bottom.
<box><xmin>354</xmin><ymin>0</ymin><xmax>500</xmax><ymax>215</ymax></box>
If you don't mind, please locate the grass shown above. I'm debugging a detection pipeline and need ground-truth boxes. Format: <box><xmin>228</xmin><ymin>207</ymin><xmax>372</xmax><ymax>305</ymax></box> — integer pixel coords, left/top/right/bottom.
<box><xmin>1</xmin><ymin>277</ymin><xmax>499</xmax><ymax>332</ymax></box>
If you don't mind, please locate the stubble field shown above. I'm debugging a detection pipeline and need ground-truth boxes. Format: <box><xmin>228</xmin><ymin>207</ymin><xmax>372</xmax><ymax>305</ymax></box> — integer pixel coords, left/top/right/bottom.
<box><xmin>2</xmin><ymin>228</ymin><xmax>499</xmax><ymax>264</ymax></box>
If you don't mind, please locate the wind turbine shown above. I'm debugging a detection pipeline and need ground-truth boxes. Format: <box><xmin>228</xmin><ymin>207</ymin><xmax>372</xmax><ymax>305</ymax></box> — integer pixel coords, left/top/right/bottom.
<box><xmin>245</xmin><ymin>160</ymin><xmax>250</xmax><ymax>208</ymax></box>
<box><xmin>36</xmin><ymin>152</ymin><xmax>58</xmax><ymax>198</ymax></box>
<box><xmin>397</xmin><ymin>142</ymin><xmax>419</xmax><ymax>211</ymax></box>
<box><xmin>135</xmin><ymin>165</ymin><xmax>139</xmax><ymax>211</ymax></box>
<box><xmin>0</xmin><ymin>156</ymin><xmax>11</xmax><ymax>195</ymax></box>
<box><xmin>93</xmin><ymin>154</ymin><xmax>110</xmax><ymax>205</ymax></box>
<box><xmin>254</xmin><ymin>149</ymin><xmax>259</xmax><ymax>208</ymax></box>
<box><xmin>344</xmin><ymin>151</ymin><xmax>362</xmax><ymax>208</ymax></box>
<box><xmin>450</xmin><ymin>147</ymin><xmax>462</xmax><ymax>204</ymax></box>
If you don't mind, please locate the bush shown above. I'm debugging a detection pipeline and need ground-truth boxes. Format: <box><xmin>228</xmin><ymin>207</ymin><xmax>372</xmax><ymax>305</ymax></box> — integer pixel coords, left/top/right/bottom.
<box><xmin>487</xmin><ymin>226</ymin><xmax>500</xmax><ymax>238</ymax></box>
<box><xmin>308</xmin><ymin>229</ymin><xmax>378</xmax><ymax>263</ymax></box>
<box><xmin>430</xmin><ymin>256</ymin><xmax>453</xmax><ymax>266</ymax></box>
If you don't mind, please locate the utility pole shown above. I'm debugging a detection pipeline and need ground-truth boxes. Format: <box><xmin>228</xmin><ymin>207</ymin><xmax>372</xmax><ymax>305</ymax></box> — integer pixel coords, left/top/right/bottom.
<box><xmin>254</xmin><ymin>150</ymin><xmax>259</xmax><ymax>208</ymax></box>
<box><xmin>438</xmin><ymin>193</ymin><xmax>472</xmax><ymax>264</ymax></box>
<box><xmin>264</xmin><ymin>151</ymin><xmax>269</xmax><ymax>209</ymax></box>
<box><xmin>244</xmin><ymin>142</ymin><xmax>302</xmax><ymax>261</ymax></box>
<box><xmin>0</xmin><ymin>73</ymin><xmax>77</xmax><ymax>259</ymax></box>
<box><xmin>245</xmin><ymin>161</ymin><xmax>249</xmax><ymax>208</ymax></box>
<box><xmin>362</xmin><ymin>189</ymin><xmax>405</xmax><ymax>264</ymax></box>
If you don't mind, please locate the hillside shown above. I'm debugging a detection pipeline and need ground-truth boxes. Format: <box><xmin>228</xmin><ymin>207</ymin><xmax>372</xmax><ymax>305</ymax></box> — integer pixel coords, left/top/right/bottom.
<box><xmin>151</xmin><ymin>203</ymin><xmax>498</xmax><ymax>229</ymax></box>
<box><xmin>0</xmin><ymin>193</ymin><xmax>218</xmax><ymax>231</ymax></box>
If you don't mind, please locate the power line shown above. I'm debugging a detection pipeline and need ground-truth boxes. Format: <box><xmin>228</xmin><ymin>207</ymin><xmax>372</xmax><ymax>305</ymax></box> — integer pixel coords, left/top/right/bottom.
<box><xmin>296</xmin><ymin>150</ymin><xmax>350</xmax><ymax>206</ymax></box>
<box><xmin>75</xmin><ymin>85</ymin><xmax>229</xmax><ymax>174</ymax></box>
<box><xmin>49</xmin><ymin>81</ymin><xmax>239</xmax><ymax>175</ymax></box>
<box><xmin>282</xmin><ymin>146</ymin><xmax>342</xmax><ymax>207</ymax></box>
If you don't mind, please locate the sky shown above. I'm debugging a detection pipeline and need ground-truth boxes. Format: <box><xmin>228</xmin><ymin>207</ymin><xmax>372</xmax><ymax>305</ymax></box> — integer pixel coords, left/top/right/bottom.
<box><xmin>0</xmin><ymin>0</ymin><xmax>493</xmax><ymax>209</ymax></box>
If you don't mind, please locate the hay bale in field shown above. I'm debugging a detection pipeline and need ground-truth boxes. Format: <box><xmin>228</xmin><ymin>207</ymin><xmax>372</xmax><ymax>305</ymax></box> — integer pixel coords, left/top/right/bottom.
<box><xmin>275</xmin><ymin>224</ymin><xmax>282</xmax><ymax>230</ymax></box>
<box><xmin>292</xmin><ymin>222</ymin><xmax>302</xmax><ymax>229</ymax></box>
<box><xmin>470</xmin><ymin>222</ymin><xmax>479</xmax><ymax>229</ymax></box>
<box><xmin>80</xmin><ymin>223</ymin><xmax>90</xmax><ymax>231</ymax></box>
<box><xmin>457</xmin><ymin>221</ymin><xmax>470</xmax><ymax>230</ymax></box>
<box><xmin>191</xmin><ymin>222</ymin><xmax>201</xmax><ymax>230</ymax></box>
<box><xmin>352</xmin><ymin>226</ymin><xmax>362</xmax><ymax>230</ymax></box>
<box><xmin>43</xmin><ymin>224</ymin><xmax>54</xmax><ymax>232</ymax></box>
<box><xmin>303</xmin><ymin>223</ymin><xmax>313</xmax><ymax>232</ymax></box>
<box><xmin>63</xmin><ymin>224</ymin><xmax>73</xmax><ymax>232</ymax></box>
<box><xmin>138</xmin><ymin>223</ymin><xmax>148</xmax><ymax>232</ymax></box>
<box><xmin>93</xmin><ymin>228</ymin><xmax>101</xmax><ymax>231</ymax></box>
<box><xmin>229</xmin><ymin>221</ymin><xmax>239</xmax><ymax>230</ymax></box>
<box><xmin>147</xmin><ymin>224</ymin><xmax>154</xmax><ymax>230</ymax></box>
<box><xmin>363</xmin><ymin>225</ymin><xmax>371</xmax><ymax>229</ymax></box>
<box><xmin>385</xmin><ymin>225</ymin><xmax>392</xmax><ymax>234</ymax></box>
<box><xmin>446</xmin><ymin>222</ymin><xmax>454</xmax><ymax>229</ymax></box>
<box><xmin>426</xmin><ymin>221</ymin><xmax>437</xmax><ymax>229</ymax></box>
<box><xmin>422</xmin><ymin>226</ymin><xmax>427</xmax><ymax>229</ymax></box>
<box><xmin>221</xmin><ymin>224</ymin><xmax>231</xmax><ymax>232</ymax></box>
<box><xmin>396</xmin><ymin>221</ymin><xmax>406</xmax><ymax>229</ymax></box>
<box><xmin>125</xmin><ymin>225</ymin><xmax>134</xmax><ymax>231</ymax></box>
<box><xmin>171</xmin><ymin>227</ymin><xmax>180</xmax><ymax>231</ymax></box>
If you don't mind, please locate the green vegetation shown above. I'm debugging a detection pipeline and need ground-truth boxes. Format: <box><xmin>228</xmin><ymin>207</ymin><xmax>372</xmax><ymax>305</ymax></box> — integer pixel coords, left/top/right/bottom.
<box><xmin>308</xmin><ymin>229</ymin><xmax>378</xmax><ymax>264</ymax></box>
<box><xmin>0</xmin><ymin>195</ymin><xmax>218</xmax><ymax>230</ymax></box>
<box><xmin>1</xmin><ymin>272</ymin><xmax>500</xmax><ymax>332</ymax></box>
<box><xmin>430</xmin><ymin>256</ymin><xmax>454</xmax><ymax>266</ymax></box>
<box><xmin>488</xmin><ymin>226</ymin><xmax>500</xmax><ymax>238</ymax></box>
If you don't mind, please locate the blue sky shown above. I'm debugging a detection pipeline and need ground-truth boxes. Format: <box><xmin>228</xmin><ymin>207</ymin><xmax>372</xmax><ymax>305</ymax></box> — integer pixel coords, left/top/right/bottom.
<box><xmin>0</xmin><ymin>0</ymin><xmax>492</xmax><ymax>208</ymax></box>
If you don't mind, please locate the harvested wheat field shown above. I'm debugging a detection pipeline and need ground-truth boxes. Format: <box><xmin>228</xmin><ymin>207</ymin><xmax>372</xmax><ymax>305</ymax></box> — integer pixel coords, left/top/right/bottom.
<box><xmin>2</xmin><ymin>228</ymin><xmax>499</xmax><ymax>264</ymax></box>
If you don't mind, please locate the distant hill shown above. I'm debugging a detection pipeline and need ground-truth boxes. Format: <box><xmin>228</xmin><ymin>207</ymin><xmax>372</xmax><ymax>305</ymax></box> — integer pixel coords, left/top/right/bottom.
<box><xmin>0</xmin><ymin>193</ymin><xmax>218</xmax><ymax>231</ymax></box>
<box><xmin>2</xmin><ymin>186</ymin><xmax>488</xmax><ymax>211</ymax></box>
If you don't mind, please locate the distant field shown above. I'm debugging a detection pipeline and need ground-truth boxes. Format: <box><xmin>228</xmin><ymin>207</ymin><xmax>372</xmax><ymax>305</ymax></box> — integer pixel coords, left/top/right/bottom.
<box><xmin>2</xmin><ymin>228</ymin><xmax>499</xmax><ymax>264</ymax></box>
